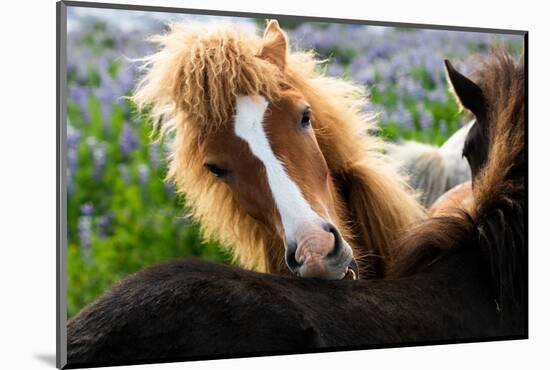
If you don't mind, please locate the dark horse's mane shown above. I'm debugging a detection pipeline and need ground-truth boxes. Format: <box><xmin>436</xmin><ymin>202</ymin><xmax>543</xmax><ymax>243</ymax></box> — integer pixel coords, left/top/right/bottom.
<box><xmin>65</xmin><ymin>52</ymin><xmax>526</xmax><ymax>368</ymax></box>
<box><xmin>389</xmin><ymin>51</ymin><xmax>526</xmax><ymax>321</ymax></box>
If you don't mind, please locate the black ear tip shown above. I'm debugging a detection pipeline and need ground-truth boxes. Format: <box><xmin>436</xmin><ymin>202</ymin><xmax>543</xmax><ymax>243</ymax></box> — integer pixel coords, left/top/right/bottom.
<box><xmin>444</xmin><ymin>59</ymin><xmax>454</xmax><ymax>72</ymax></box>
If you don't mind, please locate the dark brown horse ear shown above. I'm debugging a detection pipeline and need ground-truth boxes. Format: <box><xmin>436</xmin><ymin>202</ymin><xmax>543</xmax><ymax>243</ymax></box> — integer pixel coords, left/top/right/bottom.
<box><xmin>259</xmin><ymin>20</ymin><xmax>288</xmax><ymax>72</ymax></box>
<box><xmin>444</xmin><ymin>59</ymin><xmax>486</xmax><ymax>118</ymax></box>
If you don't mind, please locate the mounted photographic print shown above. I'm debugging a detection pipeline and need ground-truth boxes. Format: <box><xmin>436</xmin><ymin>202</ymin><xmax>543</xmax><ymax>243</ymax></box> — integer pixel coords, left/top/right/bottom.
<box><xmin>56</xmin><ymin>1</ymin><xmax>527</xmax><ymax>368</ymax></box>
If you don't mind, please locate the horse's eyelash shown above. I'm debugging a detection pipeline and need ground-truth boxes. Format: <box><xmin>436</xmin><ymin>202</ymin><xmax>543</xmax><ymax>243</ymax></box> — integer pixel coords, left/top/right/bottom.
<box><xmin>204</xmin><ymin>163</ymin><xmax>229</xmax><ymax>177</ymax></box>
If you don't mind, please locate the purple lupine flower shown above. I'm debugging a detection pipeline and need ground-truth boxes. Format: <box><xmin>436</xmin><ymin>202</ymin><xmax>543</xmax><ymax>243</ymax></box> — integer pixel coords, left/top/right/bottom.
<box><xmin>69</xmin><ymin>84</ymin><xmax>89</xmax><ymax>123</ymax></box>
<box><xmin>348</xmin><ymin>56</ymin><xmax>376</xmax><ymax>85</ymax></box>
<box><xmin>418</xmin><ymin>107</ymin><xmax>432</xmax><ymax>131</ymax></box>
<box><xmin>86</xmin><ymin>138</ymin><xmax>107</xmax><ymax>179</ymax></box>
<box><xmin>67</xmin><ymin>149</ymin><xmax>78</xmax><ymax>172</ymax></box>
<box><xmin>80</xmin><ymin>202</ymin><xmax>94</xmax><ymax>216</ymax></box>
<box><xmin>67</xmin><ymin>124</ymin><xmax>80</xmax><ymax>148</ymax></box>
<box><xmin>149</xmin><ymin>142</ymin><xmax>161</xmax><ymax>168</ymax></box>
<box><xmin>69</xmin><ymin>84</ymin><xmax>87</xmax><ymax>109</ymax></box>
<box><xmin>97</xmin><ymin>214</ymin><xmax>111</xmax><ymax>238</ymax></box>
<box><xmin>93</xmin><ymin>145</ymin><xmax>106</xmax><ymax>178</ymax></box>
<box><xmin>427</xmin><ymin>88</ymin><xmax>448</xmax><ymax>104</ymax></box>
<box><xmin>67</xmin><ymin>123</ymin><xmax>80</xmax><ymax>172</ymax></box>
<box><xmin>360</xmin><ymin>100</ymin><xmax>376</xmax><ymax>117</ymax></box>
<box><xmin>365</xmin><ymin>42</ymin><xmax>395</xmax><ymax>61</ymax></box>
<box><xmin>97</xmin><ymin>57</ymin><xmax>113</xmax><ymax>84</ymax></box>
<box><xmin>119</xmin><ymin>123</ymin><xmax>138</xmax><ymax>159</ymax></box>
<box><xmin>326</xmin><ymin>62</ymin><xmax>344</xmax><ymax>77</ymax></box>
<box><xmin>116</xmin><ymin>63</ymin><xmax>135</xmax><ymax>93</ymax></box>
<box><xmin>377</xmin><ymin>108</ymin><xmax>390</xmax><ymax>124</ymax></box>
<box><xmin>77</xmin><ymin>215</ymin><xmax>92</xmax><ymax>251</ymax></box>
<box><xmin>66</xmin><ymin>59</ymin><xmax>78</xmax><ymax>80</ymax></box>
<box><xmin>392</xmin><ymin>103</ymin><xmax>414</xmax><ymax>130</ymax></box>
<box><xmin>94</xmin><ymin>84</ymin><xmax>117</xmax><ymax>126</ymax></box>
<box><xmin>399</xmin><ymin>77</ymin><xmax>425</xmax><ymax>100</ymax></box>
<box><xmin>376</xmin><ymin>61</ymin><xmax>399</xmax><ymax>83</ymax></box>
<box><xmin>137</xmin><ymin>164</ymin><xmax>150</xmax><ymax>186</ymax></box>
<box><xmin>114</xmin><ymin>64</ymin><xmax>135</xmax><ymax>111</ymax></box>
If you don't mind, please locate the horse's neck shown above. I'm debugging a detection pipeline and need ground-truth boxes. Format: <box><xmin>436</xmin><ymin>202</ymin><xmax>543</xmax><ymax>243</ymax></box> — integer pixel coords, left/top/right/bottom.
<box><xmin>475</xmin><ymin>178</ymin><xmax>525</xmax><ymax>318</ymax></box>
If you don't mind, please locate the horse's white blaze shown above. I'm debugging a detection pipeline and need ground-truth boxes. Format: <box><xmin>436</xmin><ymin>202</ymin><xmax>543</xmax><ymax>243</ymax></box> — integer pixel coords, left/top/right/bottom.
<box><xmin>234</xmin><ymin>95</ymin><xmax>321</xmax><ymax>242</ymax></box>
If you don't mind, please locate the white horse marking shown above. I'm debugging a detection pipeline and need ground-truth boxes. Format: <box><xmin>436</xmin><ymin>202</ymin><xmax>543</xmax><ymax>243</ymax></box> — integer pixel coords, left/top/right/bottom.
<box><xmin>233</xmin><ymin>95</ymin><xmax>321</xmax><ymax>242</ymax></box>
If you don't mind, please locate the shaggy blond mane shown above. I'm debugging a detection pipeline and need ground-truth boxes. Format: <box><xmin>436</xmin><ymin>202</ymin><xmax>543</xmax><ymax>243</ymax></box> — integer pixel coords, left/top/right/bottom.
<box><xmin>133</xmin><ymin>22</ymin><xmax>425</xmax><ymax>275</ymax></box>
<box><xmin>134</xmin><ymin>23</ymin><xmax>283</xmax><ymax>137</ymax></box>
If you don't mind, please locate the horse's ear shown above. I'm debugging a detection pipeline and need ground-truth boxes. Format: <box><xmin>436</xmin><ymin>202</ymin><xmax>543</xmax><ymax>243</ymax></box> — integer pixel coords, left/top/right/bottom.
<box><xmin>445</xmin><ymin>59</ymin><xmax>486</xmax><ymax>118</ymax></box>
<box><xmin>259</xmin><ymin>20</ymin><xmax>288</xmax><ymax>72</ymax></box>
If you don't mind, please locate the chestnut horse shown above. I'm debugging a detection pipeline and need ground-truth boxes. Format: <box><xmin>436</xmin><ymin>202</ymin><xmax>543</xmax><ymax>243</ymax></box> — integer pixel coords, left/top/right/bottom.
<box><xmin>67</xmin><ymin>51</ymin><xmax>526</xmax><ymax>366</ymax></box>
<box><xmin>133</xmin><ymin>20</ymin><xmax>425</xmax><ymax>280</ymax></box>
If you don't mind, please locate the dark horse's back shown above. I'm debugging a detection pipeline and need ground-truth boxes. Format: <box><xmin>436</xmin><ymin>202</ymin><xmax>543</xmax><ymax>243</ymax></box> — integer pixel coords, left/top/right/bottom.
<box><xmin>67</xmin><ymin>249</ymin><xmax>523</xmax><ymax>368</ymax></box>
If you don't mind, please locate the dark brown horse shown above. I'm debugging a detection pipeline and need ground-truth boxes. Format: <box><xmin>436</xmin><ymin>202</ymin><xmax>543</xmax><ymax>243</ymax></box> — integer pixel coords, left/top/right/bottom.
<box><xmin>66</xmin><ymin>51</ymin><xmax>526</xmax><ymax>368</ymax></box>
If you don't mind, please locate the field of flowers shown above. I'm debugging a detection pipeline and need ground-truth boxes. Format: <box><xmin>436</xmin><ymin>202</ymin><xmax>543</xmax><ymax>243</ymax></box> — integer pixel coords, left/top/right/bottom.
<box><xmin>66</xmin><ymin>10</ymin><xmax>523</xmax><ymax>317</ymax></box>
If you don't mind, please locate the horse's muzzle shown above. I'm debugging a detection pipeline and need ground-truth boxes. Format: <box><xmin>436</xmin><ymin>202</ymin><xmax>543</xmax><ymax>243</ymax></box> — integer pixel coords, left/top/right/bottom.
<box><xmin>286</xmin><ymin>222</ymin><xmax>358</xmax><ymax>280</ymax></box>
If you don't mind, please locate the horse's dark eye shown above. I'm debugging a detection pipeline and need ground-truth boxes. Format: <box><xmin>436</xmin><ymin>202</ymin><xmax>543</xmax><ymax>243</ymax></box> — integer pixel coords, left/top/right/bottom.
<box><xmin>301</xmin><ymin>108</ymin><xmax>311</xmax><ymax>128</ymax></box>
<box><xmin>204</xmin><ymin>163</ymin><xmax>229</xmax><ymax>178</ymax></box>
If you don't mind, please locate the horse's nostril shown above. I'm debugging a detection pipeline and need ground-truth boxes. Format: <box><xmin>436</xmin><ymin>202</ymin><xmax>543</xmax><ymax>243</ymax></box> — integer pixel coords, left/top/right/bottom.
<box><xmin>285</xmin><ymin>242</ymin><xmax>301</xmax><ymax>271</ymax></box>
<box><xmin>322</xmin><ymin>223</ymin><xmax>334</xmax><ymax>233</ymax></box>
<box><xmin>323</xmin><ymin>223</ymin><xmax>342</xmax><ymax>258</ymax></box>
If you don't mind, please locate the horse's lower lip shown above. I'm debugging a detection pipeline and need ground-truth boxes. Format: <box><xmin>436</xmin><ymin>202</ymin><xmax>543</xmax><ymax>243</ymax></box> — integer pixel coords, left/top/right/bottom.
<box><xmin>344</xmin><ymin>258</ymin><xmax>359</xmax><ymax>280</ymax></box>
